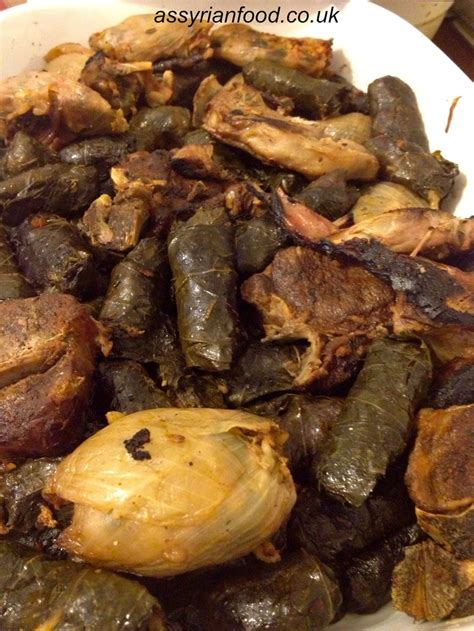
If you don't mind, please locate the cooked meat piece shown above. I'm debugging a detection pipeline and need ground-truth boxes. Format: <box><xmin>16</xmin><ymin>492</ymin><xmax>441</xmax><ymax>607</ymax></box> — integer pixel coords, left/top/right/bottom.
<box><xmin>12</xmin><ymin>214</ymin><xmax>100</xmax><ymax>299</ymax></box>
<box><xmin>276</xmin><ymin>194</ymin><xmax>474</xmax><ymax>260</ymax></box>
<box><xmin>0</xmin><ymin>71</ymin><xmax>128</xmax><ymax>146</ymax></box>
<box><xmin>0</xmin><ymin>294</ymin><xmax>108</xmax><ymax>458</ymax></box>
<box><xmin>329</xmin><ymin>208</ymin><xmax>474</xmax><ymax>259</ymax></box>
<box><xmin>170</xmin><ymin>143</ymin><xmax>235</xmax><ymax>181</ymax></box>
<box><xmin>271</xmin><ymin>188</ymin><xmax>337</xmax><ymax>242</ymax></box>
<box><xmin>203</xmin><ymin>77</ymin><xmax>379</xmax><ymax>181</ymax></box>
<box><xmin>192</xmin><ymin>75</ymin><xmax>223</xmax><ymax>127</ymax></box>
<box><xmin>406</xmin><ymin>404</ymin><xmax>474</xmax><ymax>559</ymax></box>
<box><xmin>89</xmin><ymin>15</ymin><xmax>212</xmax><ymax>63</ymax></box>
<box><xmin>241</xmin><ymin>246</ymin><xmax>393</xmax><ymax>388</ymax></box>
<box><xmin>111</xmin><ymin>150</ymin><xmax>225</xmax><ymax>235</ymax></box>
<box><xmin>80</xmin><ymin>188</ymin><xmax>150</xmax><ymax>252</ymax></box>
<box><xmin>80</xmin><ymin>51</ymin><xmax>153</xmax><ymax>116</ymax></box>
<box><xmin>0</xmin><ymin>224</ymin><xmax>34</xmax><ymax>301</ymax></box>
<box><xmin>211</xmin><ymin>24</ymin><xmax>332</xmax><ymax>76</ymax></box>
<box><xmin>392</xmin><ymin>540</ymin><xmax>474</xmax><ymax>622</ymax></box>
<box><xmin>316</xmin><ymin>239</ymin><xmax>474</xmax><ymax>334</ymax></box>
<box><xmin>111</xmin><ymin>150</ymin><xmax>169</xmax><ymax>192</ymax></box>
<box><xmin>428</xmin><ymin>358</ymin><xmax>474</xmax><ymax>408</ymax></box>
<box><xmin>45</xmin><ymin>43</ymin><xmax>93</xmax><ymax>82</ymax></box>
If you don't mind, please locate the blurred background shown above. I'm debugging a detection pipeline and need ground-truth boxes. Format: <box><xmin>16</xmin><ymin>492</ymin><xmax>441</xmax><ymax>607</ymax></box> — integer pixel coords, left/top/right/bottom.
<box><xmin>1</xmin><ymin>0</ymin><xmax>473</xmax><ymax>78</ymax></box>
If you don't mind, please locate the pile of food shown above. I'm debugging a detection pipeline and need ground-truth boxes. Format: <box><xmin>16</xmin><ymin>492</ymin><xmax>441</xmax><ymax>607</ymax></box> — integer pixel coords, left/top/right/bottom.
<box><xmin>0</xmin><ymin>14</ymin><xmax>473</xmax><ymax>631</ymax></box>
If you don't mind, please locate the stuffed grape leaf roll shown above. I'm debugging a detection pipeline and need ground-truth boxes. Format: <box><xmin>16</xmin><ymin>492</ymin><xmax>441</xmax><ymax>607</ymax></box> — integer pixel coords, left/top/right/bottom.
<box><xmin>317</xmin><ymin>337</ymin><xmax>432</xmax><ymax>506</ymax></box>
<box><xmin>0</xmin><ymin>541</ymin><xmax>168</xmax><ymax>631</ymax></box>
<box><xmin>0</xmin><ymin>164</ymin><xmax>99</xmax><ymax>226</ymax></box>
<box><xmin>0</xmin><ymin>224</ymin><xmax>34</xmax><ymax>301</ymax></box>
<box><xmin>168</xmin><ymin>206</ymin><xmax>238</xmax><ymax>372</ymax></box>
<box><xmin>12</xmin><ymin>214</ymin><xmax>100</xmax><ymax>299</ymax></box>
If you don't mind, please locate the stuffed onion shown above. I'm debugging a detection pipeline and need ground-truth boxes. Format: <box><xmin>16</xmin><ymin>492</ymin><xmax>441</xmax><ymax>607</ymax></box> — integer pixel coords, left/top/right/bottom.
<box><xmin>46</xmin><ymin>408</ymin><xmax>296</xmax><ymax>577</ymax></box>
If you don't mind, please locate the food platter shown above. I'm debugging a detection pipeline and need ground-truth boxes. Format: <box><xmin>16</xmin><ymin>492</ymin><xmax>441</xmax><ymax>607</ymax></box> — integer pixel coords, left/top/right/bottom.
<box><xmin>0</xmin><ymin>1</ymin><xmax>473</xmax><ymax>629</ymax></box>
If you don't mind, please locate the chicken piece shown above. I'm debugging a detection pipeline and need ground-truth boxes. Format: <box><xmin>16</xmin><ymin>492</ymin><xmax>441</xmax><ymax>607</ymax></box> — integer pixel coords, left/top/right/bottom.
<box><xmin>392</xmin><ymin>541</ymin><xmax>474</xmax><ymax>622</ymax></box>
<box><xmin>241</xmin><ymin>246</ymin><xmax>394</xmax><ymax>389</ymax></box>
<box><xmin>80</xmin><ymin>51</ymin><xmax>152</xmax><ymax>116</ymax></box>
<box><xmin>44</xmin><ymin>43</ymin><xmax>94</xmax><ymax>82</ymax></box>
<box><xmin>0</xmin><ymin>71</ymin><xmax>128</xmax><ymax>146</ymax></box>
<box><xmin>211</xmin><ymin>24</ymin><xmax>331</xmax><ymax>76</ymax></box>
<box><xmin>203</xmin><ymin>77</ymin><xmax>379</xmax><ymax>181</ymax></box>
<box><xmin>406</xmin><ymin>404</ymin><xmax>474</xmax><ymax>559</ymax></box>
<box><xmin>89</xmin><ymin>15</ymin><xmax>212</xmax><ymax>63</ymax></box>
<box><xmin>80</xmin><ymin>187</ymin><xmax>150</xmax><ymax>252</ymax></box>
<box><xmin>111</xmin><ymin>150</ymin><xmax>225</xmax><ymax>235</ymax></box>
<box><xmin>170</xmin><ymin>144</ymin><xmax>235</xmax><ymax>181</ymax></box>
<box><xmin>0</xmin><ymin>294</ymin><xmax>108</xmax><ymax>459</ymax></box>
<box><xmin>274</xmin><ymin>191</ymin><xmax>474</xmax><ymax>260</ymax></box>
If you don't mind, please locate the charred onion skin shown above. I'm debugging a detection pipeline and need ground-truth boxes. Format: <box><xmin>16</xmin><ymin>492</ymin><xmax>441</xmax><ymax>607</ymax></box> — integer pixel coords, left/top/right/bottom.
<box><xmin>0</xmin><ymin>294</ymin><xmax>107</xmax><ymax>459</ymax></box>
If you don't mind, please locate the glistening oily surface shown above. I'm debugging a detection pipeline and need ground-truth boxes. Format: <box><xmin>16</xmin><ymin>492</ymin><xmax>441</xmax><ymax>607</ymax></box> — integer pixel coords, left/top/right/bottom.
<box><xmin>0</xmin><ymin>2</ymin><xmax>473</xmax><ymax>631</ymax></box>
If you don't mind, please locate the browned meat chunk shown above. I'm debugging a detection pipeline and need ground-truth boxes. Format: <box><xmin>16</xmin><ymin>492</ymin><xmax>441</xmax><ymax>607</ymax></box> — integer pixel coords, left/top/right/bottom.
<box><xmin>211</xmin><ymin>24</ymin><xmax>331</xmax><ymax>77</ymax></box>
<box><xmin>0</xmin><ymin>294</ymin><xmax>108</xmax><ymax>459</ymax></box>
<box><xmin>89</xmin><ymin>16</ymin><xmax>212</xmax><ymax>63</ymax></box>
<box><xmin>203</xmin><ymin>77</ymin><xmax>379</xmax><ymax>181</ymax></box>
<box><xmin>406</xmin><ymin>404</ymin><xmax>474</xmax><ymax>559</ymax></box>
<box><xmin>241</xmin><ymin>247</ymin><xmax>393</xmax><ymax>388</ymax></box>
<box><xmin>392</xmin><ymin>540</ymin><xmax>474</xmax><ymax>622</ymax></box>
<box><xmin>0</xmin><ymin>71</ymin><xmax>128</xmax><ymax>147</ymax></box>
<box><xmin>80</xmin><ymin>188</ymin><xmax>150</xmax><ymax>252</ymax></box>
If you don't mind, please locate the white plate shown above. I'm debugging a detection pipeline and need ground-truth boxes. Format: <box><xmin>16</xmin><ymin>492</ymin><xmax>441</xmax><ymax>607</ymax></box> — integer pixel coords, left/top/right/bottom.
<box><xmin>1</xmin><ymin>2</ymin><xmax>473</xmax><ymax>630</ymax></box>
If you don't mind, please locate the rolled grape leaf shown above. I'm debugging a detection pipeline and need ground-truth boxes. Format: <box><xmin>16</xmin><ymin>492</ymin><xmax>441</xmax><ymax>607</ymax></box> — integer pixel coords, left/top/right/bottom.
<box><xmin>227</xmin><ymin>341</ymin><xmax>308</xmax><ymax>406</ymax></box>
<box><xmin>243</xmin><ymin>60</ymin><xmax>363</xmax><ymax>119</ymax></box>
<box><xmin>250</xmin><ymin>394</ymin><xmax>342</xmax><ymax>478</ymax></box>
<box><xmin>317</xmin><ymin>337</ymin><xmax>432</xmax><ymax>506</ymax></box>
<box><xmin>392</xmin><ymin>540</ymin><xmax>474</xmax><ymax>622</ymax></box>
<box><xmin>342</xmin><ymin>523</ymin><xmax>424</xmax><ymax>614</ymax></box>
<box><xmin>288</xmin><ymin>473</ymin><xmax>415</xmax><ymax>563</ymax></box>
<box><xmin>168</xmin><ymin>206</ymin><xmax>238</xmax><ymax>372</ymax></box>
<box><xmin>3</xmin><ymin>131</ymin><xmax>57</xmax><ymax>177</ymax></box>
<box><xmin>100</xmin><ymin>237</ymin><xmax>170</xmax><ymax>337</ymax></box>
<box><xmin>0</xmin><ymin>224</ymin><xmax>34</xmax><ymax>301</ymax></box>
<box><xmin>0</xmin><ymin>458</ymin><xmax>59</xmax><ymax>533</ymax></box>
<box><xmin>99</xmin><ymin>360</ymin><xmax>172</xmax><ymax>414</ymax></box>
<box><xmin>294</xmin><ymin>169</ymin><xmax>359</xmax><ymax>221</ymax></box>
<box><xmin>126</xmin><ymin>106</ymin><xmax>191</xmax><ymax>151</ymax></box>
<box><xmin>368</xmin><ymin>76</ymin><xmax>429</xmax><ymax>150</ymax></box>
<box><xmin>12</xmin><ymin>214</ymin><xmax>100</xmax><ymax>299</ymax></box>
<box><xmin>159</xmin><ymin>551</ymin><xmax>341</xmax><ymax>631</ymax></box>
<box><xmin>0</xmin><ymin>541</ymin><xmax>167</xmax><ymax>631</ymax></box>
<box><xmin>59</xmin><ymin>136</ymin><xmax>129</xmax><ymax>180</ymax></box>
<box><xmin>0</xmin><ymin>164</ymin><xmax>99</xmax><ymax>226</ymax></box>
